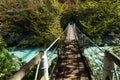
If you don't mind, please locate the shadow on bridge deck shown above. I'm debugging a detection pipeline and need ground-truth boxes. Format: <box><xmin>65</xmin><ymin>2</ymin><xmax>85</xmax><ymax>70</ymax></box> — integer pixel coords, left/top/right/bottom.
<box><xmin>53</xmin><ymin>24</ymin><xmax>95</xmax><ymax>80</ymax></box>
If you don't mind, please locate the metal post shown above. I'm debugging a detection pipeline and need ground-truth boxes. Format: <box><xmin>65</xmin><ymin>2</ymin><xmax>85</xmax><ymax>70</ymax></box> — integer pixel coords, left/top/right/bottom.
<box><xmin>114</xmin><ymin>64</ymin><xmax>119</xmax><ymax>80</ymax></box>
<box><xmin>42</xmin><ymin>51</ymin><xmax>49</xmax><ymax>80</ymax></box>
<box><xmin>34</xmin><ymin>60</ymin><xmax>41</xmax><ymax>80</ymax></box>
<box><xmin>102</xmin><ymin>52</ymin><xmax>114</xmax><ymax>80</ymax></box>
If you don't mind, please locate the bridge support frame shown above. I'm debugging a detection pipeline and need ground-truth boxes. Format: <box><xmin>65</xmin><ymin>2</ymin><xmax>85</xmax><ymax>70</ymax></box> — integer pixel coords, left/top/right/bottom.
<box><xmin>42</xmin><ymin>51</ymin><xmax>49</xmax><ymax>80</ymax></box>
<box><xmin>102</xmin><ymin>51</ymin><xmax>114</xmax><ymax>80</ymax></box>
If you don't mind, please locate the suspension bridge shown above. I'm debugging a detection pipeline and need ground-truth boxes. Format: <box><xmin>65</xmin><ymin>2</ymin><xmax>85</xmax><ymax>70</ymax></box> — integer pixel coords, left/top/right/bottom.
<box><xmin>9</xmin><ymin>23</ymin><xmax>120</xmax><ymax>80</ymax></box>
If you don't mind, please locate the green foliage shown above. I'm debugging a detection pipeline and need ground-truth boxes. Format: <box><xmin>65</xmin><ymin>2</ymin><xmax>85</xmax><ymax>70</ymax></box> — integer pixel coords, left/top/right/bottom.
<box><xmin>0</xmin><ymin>35</ymin><xmax>23</xmax><ymax>80</ymax></box>
<box><xmin>0</xmin><ymin>35</ymin><xmax>6</xmax><ymax>48</ymax></box>
<box><xmin>22</xmin><ymin>65</ymin><xmax>37</xmax><ymax>80</ymax></box>
<box><xmin>0</xmin><ymin>0</ymin><xmax>63</xmax><ymax>47</ymax></box>
<box><xmin>0</xmin><ymin>0</ymin><xmax>120</xmax><ymax>79</ymax></box>
<box><xmin>112</xmin><ymin>46</ymin><xmax>120</xmax><ymax>56</ymax></box>
<box><xmin>0</xmin><ymin>0</ymin><xmax>120</xmax><ymax>47</ymax></box>
<box><xmin>74</xmin><ymin>0</ymin><xmax>120</xmax><ymax>45</ymax></box>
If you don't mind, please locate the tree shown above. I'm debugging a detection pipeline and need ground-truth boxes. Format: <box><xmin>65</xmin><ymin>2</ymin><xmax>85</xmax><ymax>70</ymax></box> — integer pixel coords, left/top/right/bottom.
<box><xmin>0</xmin><ymin>35</ymin><xmax>23</xmax><ymax>80</ymax></box>
<box><xmin>0</xmin><ymin>0</ymin><xmax>63</xmax><ymax>47</ymax></box>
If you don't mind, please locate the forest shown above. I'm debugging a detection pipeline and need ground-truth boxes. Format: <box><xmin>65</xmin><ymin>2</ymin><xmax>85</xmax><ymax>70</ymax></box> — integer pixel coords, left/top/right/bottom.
<box><xmin>0</xmin><ymin>0</ymin><xmax>120</xmax><ymax>79</ymax></box>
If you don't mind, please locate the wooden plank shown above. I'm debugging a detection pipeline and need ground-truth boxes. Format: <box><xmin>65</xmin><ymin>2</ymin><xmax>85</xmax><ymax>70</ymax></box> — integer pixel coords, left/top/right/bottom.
<box><xmin>105</xmin><ymin>50</ymin><xmax>120</xmax><ymax>67</ymax></box>
<box><xmin>9</xmin><ymin>51</ymin><xmax>44</xmax><ymax>80</ymax></box>
<box><xmin>54</xmin><ymin>24</ymin><xmax>95</xmax><ymax>80</ymax></box>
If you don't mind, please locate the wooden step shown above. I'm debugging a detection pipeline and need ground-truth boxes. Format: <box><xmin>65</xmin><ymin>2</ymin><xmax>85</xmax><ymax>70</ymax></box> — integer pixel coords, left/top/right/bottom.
<box><xmin>53</xmin><ymin>25</ymin><xmax>95</xmax><ymax>80</ymax></box>
<box><xmin>60</xmin><ymin>54</ymin><xmax>81</xmax><ymax>59</ymax></box>
<box><xmin>55</xmin><ymin>67</ymin><xmax>86</xmax><ymax>75</ymax></box>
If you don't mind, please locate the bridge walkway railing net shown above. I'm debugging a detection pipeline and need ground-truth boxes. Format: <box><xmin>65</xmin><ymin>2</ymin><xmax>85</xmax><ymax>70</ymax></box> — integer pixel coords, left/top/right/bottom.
<box><xmin>41</xmin><ymin>24</ymin><xmax>120</xmax><ymax>80</ymax></box>
<box><xmin>9</xmin><ymin>23</ymin><xmax>68</xmax><ymax>80</ymax></box>
<box><xmin>75</xmin><ymin>25</ymin><xmax>120</xmax><ymax>80</ymax></box>
<box><xmin>34</xmin><ymin>25</ymin><xmax>69</xmax><ymax>80</ymax></box>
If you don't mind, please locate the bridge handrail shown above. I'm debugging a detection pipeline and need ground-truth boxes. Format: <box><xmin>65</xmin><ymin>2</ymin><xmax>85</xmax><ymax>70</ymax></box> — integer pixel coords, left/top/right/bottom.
<box><xmin>34</xmin><ymin>25</ymin><xmax>69</xmax><ymax>80</ymax></box>
<box><xmin>105</xmin><ymin>50</ymin><xmax>120</xmax><ymax>67</ymax></box>
<box><xmin>103</xmin><ymin>50</ymin><xmax>120</xmax><ymax>80</ymax></box>
<box><xmin>45</xmin><ymin>24</ymin><xmax>69</xmax><ymax>53</ymax></box>
<box><xmin>9</xmin><ymin>51</ymin><xmax>44</xmax><ymax>80</ymax></box>
<box><xmin>75</xmin><ymin>26</ymin><xmax>104</xmax><ymax>53</ymax></box>
<box><xmin>45</xmin><ymin>37</ymin><xmax>60</xmax><ymax>53</ymax></box>
<box><xmin>75</xmin><ymin>26</ymin><xmax>120</xmax><ymax>79</ymax></box>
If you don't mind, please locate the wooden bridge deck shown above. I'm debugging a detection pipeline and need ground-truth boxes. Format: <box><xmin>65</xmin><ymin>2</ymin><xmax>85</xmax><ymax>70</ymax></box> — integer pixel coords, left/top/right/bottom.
<box><xmin>54</xmin><ymin>24</ymin><xmax>94</xmax><ymax>80</ymax></box>
<box><xmin>9</xmin><ymin>23</ymin><xmax>120</xmax><ymax>80</ymax></box>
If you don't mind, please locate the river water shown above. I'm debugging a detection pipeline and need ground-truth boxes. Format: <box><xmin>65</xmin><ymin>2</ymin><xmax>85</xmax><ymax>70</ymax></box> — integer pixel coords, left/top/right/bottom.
<box><xmin>9</xmin><ymin>47</ymin><xmax>58</xmax><ymax>66</ymax></box>
<box><xmin>8</xmin><ymin>46</ymin><xmax>112</xmax><ymax>66</ymax></box>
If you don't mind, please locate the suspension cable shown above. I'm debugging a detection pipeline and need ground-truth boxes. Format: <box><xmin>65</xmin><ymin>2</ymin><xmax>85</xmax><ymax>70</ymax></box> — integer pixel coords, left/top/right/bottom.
<box><xmin>88</xmin><ymin>47</ymin><xmax>103</xmax><ymax>60</ymax></box>
<box><xmin>48</xmin><ymin>40</ymin><xmax>61</xmax><ymax>63</ymax></box>
<box><xmin>73</xmin><ymin>25</ymin><xmax>120</xmax><ymax>80</ymax></box>
<box><xmin>75</xmin><ymin>25</ymin><xmax>106</xmax><ymax>79</ymax></box>
<box><xmin>49</xmin><ymin>41</ymin><xmax>62</xmax><ymax>79</ymax></box>
<box><xmin>85</xmin><ymin>48</ymin><xmax>102</xmax><ymax>80</ymax></box>
<box><xmin>75</xmin><ymin>26</ymin><xmax>120</xmax><ymax>80</ymax></box>
<box><xmin>47</xmin><ymin>40</ymin><xmax>61</xmax><ymax>57</ymax></box>
<box><xmin>75</xmin><ymin>26</ymin><xmax>104</xmax><ymax>53</ymax></box>
<box><xmin>34</xmin><ymin>25</ymin><xmax>68</xmax><ymax>80</ymax></box>
<box><xmin>34</xmin><ymin>59</ymin><xmax>42</xmax><ymax>80</ymax></box>
<box><xmin>85</xmin><ymin>48</ymin><xmax>103</xmax><ymax>65</ymax></box>
<box><xmin>75</xmin><ymin>25</ymin><xmax>104</xmax><ymax>63</ymax></box>
<box><xmin>45</xmin><ymin>25</ymin><xmax>68</xmax><ymax>53</ymax></box>
<box><xmin>114</xmin><ymin>64</ymin><xmax>120</xmax><ymax>80</ymax></box>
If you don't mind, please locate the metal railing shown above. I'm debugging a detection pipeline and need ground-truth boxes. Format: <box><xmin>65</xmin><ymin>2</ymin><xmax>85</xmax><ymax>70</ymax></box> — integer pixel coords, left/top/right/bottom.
<box><xmin>9</xmin><ymin>51</ymin><xmax>44</xmax><ymax>80</ymax></box>
<box><xmin>75</xmin><ymin>25</ymin><xmax>120</xmax><ymax>80</ymax></box>
<box><xmin>103</xmin><ymin>51</ymin><xmax>120</xmax><ymax>80</ymax></box>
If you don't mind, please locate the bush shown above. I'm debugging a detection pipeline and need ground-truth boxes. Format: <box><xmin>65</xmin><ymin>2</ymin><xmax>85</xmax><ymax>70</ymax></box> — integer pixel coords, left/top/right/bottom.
<box><xmin>0</xmin><ymin>35</ymin><xmax>23</xmax><ymax>80</ymax></box>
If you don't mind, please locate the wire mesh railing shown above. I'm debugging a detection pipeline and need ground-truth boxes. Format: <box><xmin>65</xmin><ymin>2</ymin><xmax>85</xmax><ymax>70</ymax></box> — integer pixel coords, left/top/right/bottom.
<box><xmin>34</xmin><ymin>25</ymin><xmax>69</xmax><ymax>80</ymax></box>
<box><xmin>75</xmin><ymin>25</ymin><xmax>120</xmax><ymax>80</ymax></box>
